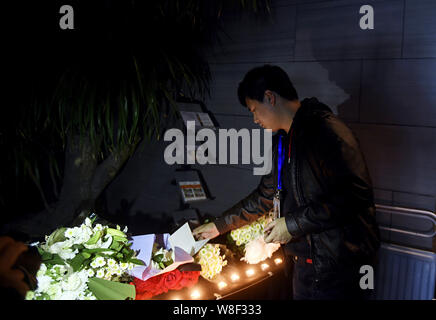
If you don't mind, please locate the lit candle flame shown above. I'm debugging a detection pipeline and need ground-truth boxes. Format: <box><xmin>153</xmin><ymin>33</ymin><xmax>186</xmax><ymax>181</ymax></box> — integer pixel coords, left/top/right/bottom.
<box><xmin>274</xmin><ymin>258</ymin><xmax>283</xmax><ymax>265</ymax></box>
<box><xmin>218</xmin><ymin>281</ymin><xmax>227</xmax><ymax>290</ymax></box>
<box><xmin>261</xmin><ymin>263</ymin><xmax>269</xmax><ymax>271</ymax></box>
<box><xmin>246</xmin><ymin>268</ymin><xmax>255</xmax><ymax>277</ymax></box>
<box><xmin>190</xmin><ymin>289</ymin><xmax>201</xmax><ymax>299</ymax></box>
<box><xmin>230</xmin><ymin>273</ymin><xmax>240</xmax><ymax>282</ymax></box>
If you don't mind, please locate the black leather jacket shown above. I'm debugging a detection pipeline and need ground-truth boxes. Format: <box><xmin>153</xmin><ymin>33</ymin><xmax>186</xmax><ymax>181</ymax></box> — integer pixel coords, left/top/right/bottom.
<box><xmin>214</xmin><ymin>98</ymin><xmax>380</xmax><ymax>276</ymax></box>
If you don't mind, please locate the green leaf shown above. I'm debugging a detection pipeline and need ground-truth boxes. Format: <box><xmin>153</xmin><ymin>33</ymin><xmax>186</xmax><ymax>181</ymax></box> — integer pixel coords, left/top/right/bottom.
<box><xmin>82</xmin><ymin>248</ymin><xmax>113</xmax><ymax>254</ymax></box>
<box><xmin>47</xmin><ymin>227</ymin><xmax>67</xmax><ymax>246</ymax></box>
<box><xmin>128</xmin><ymin>258</ymin><xmax>145</xmax><ymax>266</ymax></box>
<box><xmin>70</xmin><ymin>253</ymin><xmax>86</xmax><ymax>272</ymax></box>
<box><xmin>85</xmin><ymin>231</ymin><xmax>102</xmax><ymax>246</ymax></box>
<box><xmin>44</xmin><ymin>254</ymin><xmax>65</xmax><ymax>266</ymax></box>
<box><xmin>153</xmin><ymin>254</ymin><xmax>163</xmax><ymax>263</ymax></box>
<box><xmin>163</xmin><ymin>258</ymin><xmax>173</xmax><ymax>267</ymax></box>
<box><xmin>40</xmin><ymin>251</ymin><xmax>53</xmax><ymax>261</ymax></box>
<box><xmin>82</xmin><ymin>252</ymin><xmax>92</xmax><ymax>259</ymax></box>
<box><xmin>87</xmin><ymin>277</ymin><xmax>136</xmax><ymax>300</ymax></box>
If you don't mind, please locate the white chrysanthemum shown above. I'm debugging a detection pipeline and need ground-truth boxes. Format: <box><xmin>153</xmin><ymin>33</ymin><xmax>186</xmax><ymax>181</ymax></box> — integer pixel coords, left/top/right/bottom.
<box><xmin>107</xmin><ymin>259</ymin><xmax>116</xmax><ymax>268</ymax></box>
<box><xmin>90</xmin><ymin>260</ymin><xmax>99</xmax><ymax>269</ymax></box>
<box><xmin>196</xmin><ymin>244</ymin><xmax>226</xmax><ymax>280</ymax></box>
<box><xmin>64</xmin><ymin>228</ymin><xmax>75</xmax><ymax>239</ymax></box>
<box><xmin>95</xmin><ymin>256</ymin><xmax>106</xmax><ymax>267</ymax></box>
<box><xmin>96</xmin><ymin>269</ymin><xmax>105</xmax><ymax>278</ymax></box>
<box><xmin>120</xmin><ymin>262</ymin><xmax>129</xmax><ymax>270</ymax></box>
<box><xmin>87</xmin><ymin>269</ymin><xmax>95</xmax><ymax>277</ymax></box>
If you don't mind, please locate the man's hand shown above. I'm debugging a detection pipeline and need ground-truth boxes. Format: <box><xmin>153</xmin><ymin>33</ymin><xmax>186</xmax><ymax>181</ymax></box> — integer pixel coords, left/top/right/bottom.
<box><xmin>192</xmin><ymin>222</ymin><xmax>220</xmax><ymax>240</ymax></box>
<box><xmin>0</xmin><ymin>237</ymin><xmax>30</xmax><ymax>297</ymax></box>
<box><xmin>264</xmin><ymin>217</ymin><xmax>293</xmax><ymax>244</ymax></box>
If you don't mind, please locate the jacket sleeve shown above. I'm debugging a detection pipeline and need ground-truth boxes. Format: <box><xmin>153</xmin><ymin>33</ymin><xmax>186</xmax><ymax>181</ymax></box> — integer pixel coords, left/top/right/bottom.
<box><xmin>214</xmin><ymin>137</ymin><xmax>277</xmax><ymax>235</ymax></box>
<box><xmin>285</xmin><ymin>115</ymin><xmax>374</xmax><ymax>238</ymax></box>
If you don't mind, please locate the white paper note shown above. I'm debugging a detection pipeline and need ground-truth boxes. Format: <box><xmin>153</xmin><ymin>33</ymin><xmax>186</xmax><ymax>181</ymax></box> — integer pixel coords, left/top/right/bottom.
<box><xmin>168</xmin><ymin>222</ymin><xmax>209</xmax><ymax>256</ymax></box>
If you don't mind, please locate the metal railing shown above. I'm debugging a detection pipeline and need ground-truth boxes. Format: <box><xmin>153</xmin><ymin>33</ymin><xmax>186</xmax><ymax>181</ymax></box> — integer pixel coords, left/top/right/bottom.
<box><xmin>375</xmin><ymin>204</ymin><xmax>436</xmax><ymax>239</ymax></box>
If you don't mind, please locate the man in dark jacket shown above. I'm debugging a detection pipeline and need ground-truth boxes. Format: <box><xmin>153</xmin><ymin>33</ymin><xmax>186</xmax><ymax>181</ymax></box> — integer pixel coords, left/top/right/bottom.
<box><xmin>193</xmin><ymin>65</ymin><xmax>380</xmax><ymax>300</ymax></box>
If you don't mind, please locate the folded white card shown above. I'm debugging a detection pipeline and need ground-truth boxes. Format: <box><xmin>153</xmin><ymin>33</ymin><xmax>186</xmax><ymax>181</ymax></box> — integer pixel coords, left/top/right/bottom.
<box><xmin>168</xmin><ymin>222</ymin><xmax>209</xmax><ymax>256</ymax></box>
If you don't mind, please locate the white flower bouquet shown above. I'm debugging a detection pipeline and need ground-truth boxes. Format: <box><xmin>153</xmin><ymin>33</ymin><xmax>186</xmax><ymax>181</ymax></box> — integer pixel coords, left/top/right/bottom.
<box><xmin>26</xmin><ymin>214</ymin><xmax>142</xmax><ymax>300</ymax></box>
<box><xmin>194</xmin><ymin>243</ymin><xmax>227</xmax><ymax>280</ymax></box>
<box><xmin>228</xmin><ymin>215</ymin><xmax>280</xmax><ymax>264</ymax></box>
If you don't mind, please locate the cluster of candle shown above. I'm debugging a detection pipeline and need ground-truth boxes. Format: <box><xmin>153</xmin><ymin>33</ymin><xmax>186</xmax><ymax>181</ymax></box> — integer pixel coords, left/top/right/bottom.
<box><xmin>176</xmin><ymin>256</ymin><xmax>283</xmax><ymax>300</ymax></box>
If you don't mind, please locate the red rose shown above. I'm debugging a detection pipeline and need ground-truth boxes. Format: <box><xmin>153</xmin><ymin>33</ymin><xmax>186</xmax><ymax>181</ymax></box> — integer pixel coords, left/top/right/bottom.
<box><xmin>133</xmin><ymin>270</ymin><xmax>200</xmax><ymax>299</ymax></box>
<box><xmin>161</xmin><ymin>269</ymin><xmax>183</xmax><ymax>291</ymax></box>
<box><xmin>134</xmin><ymin>274</ymin><xmax>166</xmax><ymax>297</ymax></box>
<box><xmin>176</xmin><ymin>271</ymin><xmax>200</xmax><ymax>290</ymax></box>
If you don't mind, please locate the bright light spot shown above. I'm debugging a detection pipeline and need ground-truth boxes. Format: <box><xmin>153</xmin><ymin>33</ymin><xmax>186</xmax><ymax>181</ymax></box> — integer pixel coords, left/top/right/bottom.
<box><xmin>246</xmin><ymin>268</ymin><xmax>255</xmax><ymax>277</ymax></box>
<box><xmin>274</xmin><ymin>258</ymin><xmax>283</xmax><ymax>265</ymax></box>
<box><xmin>230</xmin><ymin>273</ymin><xmax>240</xmax><ymax>282</ymax></box>
<box><xmin>171</xmin><ymin>296</ymin><xmax>182</xmax><ymax>300</ymax></box>
<box><xmin>218</xmin><ymin>281</ymin><xmax>227</xmax><ymax>290</ymax></box>
<box><xmin>261</xmin><ymin>263</ymin><xmax>269</xmax><ymax>271</ymax></box>
<box><xmin>190</xmin><ymin>289</ymin><xmax>201</xmax><ymax>299</ymax></box>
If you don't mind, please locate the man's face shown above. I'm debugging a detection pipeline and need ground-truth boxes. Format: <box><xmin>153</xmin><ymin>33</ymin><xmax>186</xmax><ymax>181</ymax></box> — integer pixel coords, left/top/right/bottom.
<box><xmin>246</xmin><ymin>96</ymin><xmax>281</xmax><ymax>132</ymax></box>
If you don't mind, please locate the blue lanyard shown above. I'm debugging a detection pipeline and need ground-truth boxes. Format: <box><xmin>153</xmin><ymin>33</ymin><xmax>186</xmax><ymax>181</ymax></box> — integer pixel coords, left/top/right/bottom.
<box><xmin>277</xmin><ymin>134</ymin><xmax>285</xmax><ymax>192</ymax></box>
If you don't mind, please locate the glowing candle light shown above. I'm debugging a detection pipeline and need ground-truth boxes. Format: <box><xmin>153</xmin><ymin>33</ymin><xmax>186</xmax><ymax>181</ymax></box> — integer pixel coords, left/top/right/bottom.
<box><xmin>246</xmin><ymin>268</ymin><xmax>255</xmax><ymax>277</ymax></box>
<box><xmin>274</xmin><ymin>258</ymin><xmax>283</xmax><ymax>265</ymax></box>
<box><xmin>230</xmin><ymin>273</ymin><xmax>240</xmax><ymax>282</ymax></box>
<box><xmin>261</xmin><ymin>263</ymin><xmax>269</xmax><ymax>271</ymax></box>
<box><xmin>190</xmin><ymin>289</ymin><xmax>201</xmax><ymax>299</ymax></box>
<box><xmin>218</xmin><ymin>281</ymin><xmax>228</xmax><ymax>290</ymax></box>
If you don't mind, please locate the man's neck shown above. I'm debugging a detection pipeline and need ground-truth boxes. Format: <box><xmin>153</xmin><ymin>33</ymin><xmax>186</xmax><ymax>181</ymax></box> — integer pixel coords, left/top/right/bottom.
<box><xmin>281</xmin><ymin>100</ymin><xmax>301</xmax><ymax>133</ymax></box>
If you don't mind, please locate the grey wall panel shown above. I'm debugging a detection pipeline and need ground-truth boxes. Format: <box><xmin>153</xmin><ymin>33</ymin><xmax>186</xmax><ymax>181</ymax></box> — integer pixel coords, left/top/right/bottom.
<box><xmin>374</xmin><ymin>188</ymin><xmax>394</xmax><ymax>205</ymax></box>
<box><xmin>205</xmin><ymin>63</ymin><xmax>260</xmax><ymax>115</ymax></box>
<box><xmin>350</xmin><ymin>123</ymin><xmax>436</xmax><ymax>196</ymax></box>
<box><xmin>276</xmin><ymin>61</ymin><xmax>361</xmax><ymax>120</ymax></box>
<box><xmin>206</xmin><ymin>4</ymin><xmax>296</xmax><ymax>64</ymax></box>
<box><xmin>360</xmin><ymin>59</ymin><xmax>436</xmax><ymax>127</ymax></box>
<box><xmin>393</xmin><ymin>192</ymin><xmax>436</xmax><ymax>212</ymax></box>
<box><xmin>403</xmin><ymin>0</ymin><xmax>436</xmax><ymax>58</ymax></box>
<box><xmin>295</xmin><ymin>0</ymin><xmax>403</xmax><ymax>60</ymax></box>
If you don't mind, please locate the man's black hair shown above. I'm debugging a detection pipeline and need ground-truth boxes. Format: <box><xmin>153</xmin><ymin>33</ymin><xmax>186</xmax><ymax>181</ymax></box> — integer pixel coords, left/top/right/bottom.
<box><xmin>237</xmin><ymin>65</ymin><xmax>298</xmax><ymax>107</ymax></box>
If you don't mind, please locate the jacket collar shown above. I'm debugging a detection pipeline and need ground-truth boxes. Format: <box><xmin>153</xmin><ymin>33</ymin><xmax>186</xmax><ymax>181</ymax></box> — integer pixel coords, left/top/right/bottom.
<box><xmin>291</xmin><ymin>97</ymin><xmax>332</xmax><ymax>130</ymax></box>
